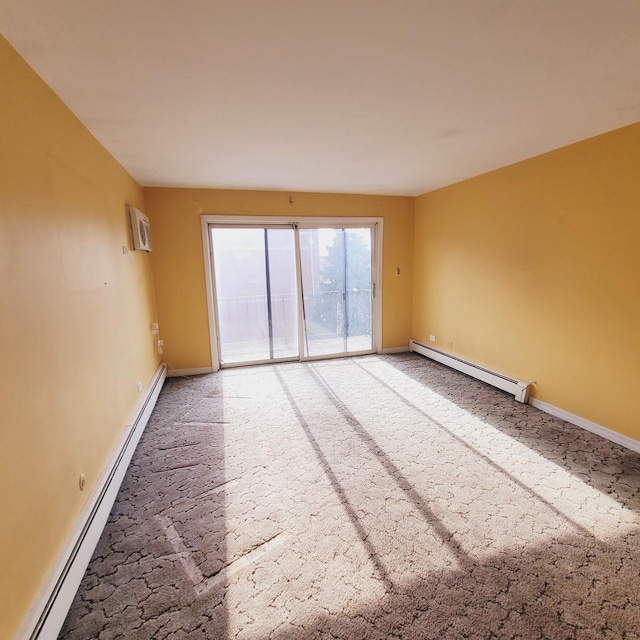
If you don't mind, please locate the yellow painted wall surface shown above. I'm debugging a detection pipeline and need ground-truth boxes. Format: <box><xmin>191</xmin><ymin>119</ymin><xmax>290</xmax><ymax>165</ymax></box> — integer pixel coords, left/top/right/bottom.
<box><xmin>413</xmin><ymin>122</ymin><xmax>640</xmax><ymax>440</ymax></box>
<box><xmin>0</xmin><ymin>36</ymin><xmax>159</xmax><ymax>637</ymax></box>
<box><xmin>143</xmin><ymin>188</ymin><xmax>414</xmax><ymax>370</ymax></box>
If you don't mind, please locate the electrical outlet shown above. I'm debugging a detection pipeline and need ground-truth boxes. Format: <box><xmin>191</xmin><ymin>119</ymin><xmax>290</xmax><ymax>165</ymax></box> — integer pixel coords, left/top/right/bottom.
<box><xmin>429</xmin><ymin>335</ymin><xmax>436</xmax><ymax>342</ymax></box>
<box><xmin>79</xmin><ymin>474</ymin><xmax>86</xmax><ymax>491</ymax></box>
<box><xmin>151</xmin><ymin>322</ymin><xmax>159</xmax><ymax>335</ymax></box>
<box><xmin>137</xmin><ymin>380</ymin><xmax>143</xmax><ymax>392</ymax></box>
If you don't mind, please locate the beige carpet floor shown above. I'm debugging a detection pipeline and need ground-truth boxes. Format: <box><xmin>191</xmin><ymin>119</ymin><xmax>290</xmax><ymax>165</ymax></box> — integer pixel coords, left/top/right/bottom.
<box><xmin>59</xmin><ymin>354</ymin><xmax>640</xmax><ymax>639</ymax></box>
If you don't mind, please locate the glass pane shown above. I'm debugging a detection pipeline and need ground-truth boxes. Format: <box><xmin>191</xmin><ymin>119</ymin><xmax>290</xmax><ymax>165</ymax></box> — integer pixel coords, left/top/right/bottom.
<box><xmin>345</xmin><ymin>228</ymin><xmax>373</xmax><ymax>352</ymax></box>
<box><xmin>266</xmin><ymin>229</ymin><xmax>299</xmax><ymax>359</ymax></box>
<box><xmin>299</xmin><ymin>227</ymin><xmax>373</xmax><ymax>357</ymax></box>
<box><xmin>211</xmin><ymin>227</ymin><xmax>299</xmax><ymax>364</ymax></box>
<box><xmin>211</xmin><ymin>228</ymin><xmax>270</xmax><ymax>363</ymax></box>
<box><xmin>300</xmin><ymin>228</ymin><xmax>345</xmax><ymax>357</ymax></box>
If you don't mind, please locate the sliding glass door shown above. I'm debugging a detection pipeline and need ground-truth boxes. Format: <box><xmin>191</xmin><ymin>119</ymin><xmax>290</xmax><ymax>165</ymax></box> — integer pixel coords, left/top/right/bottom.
<box><xmin>209</xmin><ymin>220</ymin><xmax>377</xmax><ymax>367</ymax></box>
<box><xmin>298</xmin><ymin>227</ymin><xmax>373</xmax><ymax>357</ymax></box>
<box><xmin>211</xmin><ymin>226</ymin><xmax>298</xmax><ymax>365</ymax></box>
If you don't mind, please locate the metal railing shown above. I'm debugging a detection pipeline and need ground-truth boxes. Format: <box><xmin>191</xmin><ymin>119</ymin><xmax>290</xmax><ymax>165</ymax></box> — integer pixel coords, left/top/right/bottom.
<box><xmin>217</xmin><ymin>290</ymin><xmax>372</xmax><ymax>343</ymax></box>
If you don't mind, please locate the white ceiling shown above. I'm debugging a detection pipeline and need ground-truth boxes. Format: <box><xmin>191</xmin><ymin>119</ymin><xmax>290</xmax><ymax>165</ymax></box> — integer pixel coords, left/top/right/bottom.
<box><xmin>2</xmin><ymin>1</ymin><xmax>640</xmax><ymax>196</ymax></box>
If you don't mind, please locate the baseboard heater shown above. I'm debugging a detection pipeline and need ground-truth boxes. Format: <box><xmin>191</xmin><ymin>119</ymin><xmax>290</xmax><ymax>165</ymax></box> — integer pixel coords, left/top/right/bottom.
<box><xmin>409</xmin><ymin>340</ymin><xmax>531</xmax><ymax>403</ymax></box>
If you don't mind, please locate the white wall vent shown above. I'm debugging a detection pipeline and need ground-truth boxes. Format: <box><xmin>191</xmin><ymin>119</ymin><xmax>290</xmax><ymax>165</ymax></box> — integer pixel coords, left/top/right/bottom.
<box><xmin>128</xmin><ymin>205</ymin><xmax>152</xmax><ymax>251</ymax></box>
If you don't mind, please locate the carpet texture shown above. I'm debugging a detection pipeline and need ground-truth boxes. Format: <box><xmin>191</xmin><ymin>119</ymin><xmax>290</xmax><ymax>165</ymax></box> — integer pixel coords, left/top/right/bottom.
<box><xmin>59</xmin><ymin>354</ymin><xmax>640</xmax><ymax>639</ymax></box>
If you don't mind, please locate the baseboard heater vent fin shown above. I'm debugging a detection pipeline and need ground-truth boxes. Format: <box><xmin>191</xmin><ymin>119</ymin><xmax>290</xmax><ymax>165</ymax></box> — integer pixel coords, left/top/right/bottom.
<box><xmin>409</xmin><ymin>340</ymin><xmax>531</xmax><ymax>403</ymax></box>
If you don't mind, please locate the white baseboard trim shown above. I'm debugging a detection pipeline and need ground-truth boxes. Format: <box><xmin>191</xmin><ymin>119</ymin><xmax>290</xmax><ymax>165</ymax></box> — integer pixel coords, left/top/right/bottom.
<box><xmin>379</xmin><ymin>346</ymin><xmax>410</xmax><ymax>354</ymax></box>
<box><xmin>167</xmin><ymin>366</ymin><xmax>214</xmax><ymax>377</ymax></box>
<box><xmin>529</xmin><ymin>398</ymin><xmax>640</xmax><ymax>454</ymax></box>
<box><xmin>17</xmin><ymin>363</ymin><xmax>167</xmax><ymax>640</ymax></box>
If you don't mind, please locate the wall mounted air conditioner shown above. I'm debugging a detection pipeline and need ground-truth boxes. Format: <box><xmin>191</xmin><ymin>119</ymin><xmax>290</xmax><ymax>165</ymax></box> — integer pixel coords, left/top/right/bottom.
<box><xmin>128</xmin><ymin>205</ymin><xmax>152</xmax><ymax>251</ymax></box>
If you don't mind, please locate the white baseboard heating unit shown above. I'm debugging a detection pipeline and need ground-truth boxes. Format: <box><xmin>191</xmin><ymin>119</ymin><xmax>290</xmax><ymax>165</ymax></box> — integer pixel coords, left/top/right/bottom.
<box><xmin>409</xmin><ymin>340</ymin><xmax>531</xmax><ymax>403</ymax></box>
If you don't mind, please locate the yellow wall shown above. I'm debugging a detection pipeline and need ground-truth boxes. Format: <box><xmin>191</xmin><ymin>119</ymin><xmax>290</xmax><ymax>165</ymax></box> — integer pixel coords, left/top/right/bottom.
<box><xmin>143</xmin><ymin>188</ymin><xmax>414</xmax><ymax>370</ymax></box>
<box><xmin>413</xmin><ymin>122</ymin><xmax>640</xmax><ymax>440</ymax></box>
<box><xmin>0</xmin><ymin>36</ymin><xmax>159</xmax><ymax>638</ymax></box>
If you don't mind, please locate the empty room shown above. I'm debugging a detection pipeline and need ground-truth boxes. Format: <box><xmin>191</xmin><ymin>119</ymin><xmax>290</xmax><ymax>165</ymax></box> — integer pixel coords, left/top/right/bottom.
<box><xmin>2</xmin><ymin>1</ymin><xmax>640</xmax><ymax>639</ymax></box>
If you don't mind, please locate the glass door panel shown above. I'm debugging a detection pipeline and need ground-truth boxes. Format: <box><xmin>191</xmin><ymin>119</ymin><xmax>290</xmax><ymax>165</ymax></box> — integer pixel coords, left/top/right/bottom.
<box><xmin>345</xmin><ymin>228</ymin><xmax>373</xmax><ymax>352</ymax></box>
<box><xmin>299</xmin><ymin>227</ymin><xmax>373</xmax><ymax>357</ymax></box>
<box><xmin>211</xmin><ymin>227</ymin><xmax>298</xmax><ymax>365</ymax></box>
<box><xmin>266</xmin><ymin>229</ymin><xmax>299</xmax><ymax>359</ymax></box>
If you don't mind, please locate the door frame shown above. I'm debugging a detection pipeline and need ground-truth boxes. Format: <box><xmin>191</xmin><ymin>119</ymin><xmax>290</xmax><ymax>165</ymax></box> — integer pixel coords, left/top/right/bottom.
<box><xmin>201</xmin><ymin>215</ymin><xmax>384</xmax><ymax>371</ymax></box>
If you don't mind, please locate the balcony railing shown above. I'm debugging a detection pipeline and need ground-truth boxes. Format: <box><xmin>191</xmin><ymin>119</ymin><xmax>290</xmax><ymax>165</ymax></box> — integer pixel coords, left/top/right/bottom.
<box><xmin>217</xmin><ymin>290</ymin><xmax>372</xmax><ymax>358</ymax></box>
